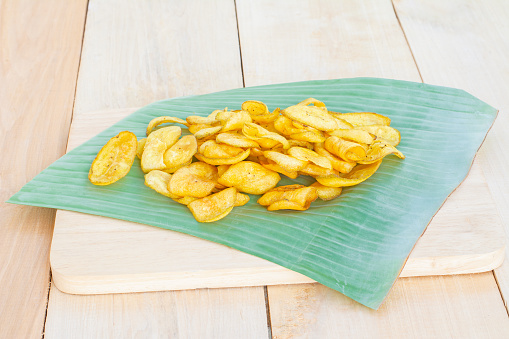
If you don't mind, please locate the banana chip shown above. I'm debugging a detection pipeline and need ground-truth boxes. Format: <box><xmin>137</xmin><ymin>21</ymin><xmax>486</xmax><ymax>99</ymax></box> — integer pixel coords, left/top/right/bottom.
<box><xmin>310</xmin><ymin>182</ymin><xmax>342</xmax><ymax>201</ymax></box>
<box><xmin>216</xmin><ymin>132</ymin><xmax>260</xmax><ymax>148</ymax></box>
<box><xmin>136</xmin><ymin>138</ymin><xmax>147</xmax><ymax>159</ymax></box>
<box><xmin>93</xmin><ymin>98</ymin><xmax>405</xmax><ymax>222</ymax></box>
<box><xmin>332</xmin><ymin>112</ymin><xmax>391</xmax><ymax>127</ymax></box>
<box><xmin>282</xmin><ymin>104</ymin><xmax>339</xmax><ymax>131</ymax></box>
<box><xmin>144</xmin><ymin>170</ymin><xmax>180</xmax><ymax>199</ymax></box>
<box><xmin>242</xmin><ymin>122</ymin><xmax>290</xmax><ymax>150</ymax></box>
<box><xmin>234</xmin><ymin>192</ymin><xmax>250</xmax><ymax>207</ymax></box>
<box><xmin>324</xmin><ymin>136</ymin><xmax>368</xmax><ymax>162</ymax></box>
<box><xmin>287</xmin><ymin>147</ymin><xmax>332</xmax><ymax>169</ymax></box>
<box><xmin>218</xmin><ymin>161</ymin><xmax>280</xmax><ymax>194</ymax></box>
<box><xmin>358</xmin><ymin>141</ymin><xmax>405</xmax><ymax>164</ymax></box>
<box><xmin>263</xmin><ymin>151</ymin><xmax>307</xmax><ymax>172</ymax></box>
<box><xmin>316</xmin><ymin>160</ymin><xmax>383</xmax><ymax>187</ymax></box>
<box><xmin>314</xmin><ymin>143</ymin><xmax>356</xmax><ymax>174</ymax></box>
<box><xmin>89</xmin><ymin>131</ymin><xmax>137</xmax><ymax>185</ymax></box>
<box><xmin>217</xmin><ymin>110</ymin><xmax>252</xmax><ymax>132</ymax></box>
<box><xmin>258</xmin><ymin>185</ymin><xmax>318</xmax><ymax>211</ymax></box>
<box><xmin>163</xmin><ymin>135</ymin><xmax>197</xmax><ymax>169</ymax></box>
<box><xmin>329</xmin><ymin>129</ymin><xmax>375</xmax><ymax>145</ymax></box>
<box><xmin>168</xmin><ymin>164</ymin><xmax>216</xmax><ymax>198</ymax></box>
<box><xmin>195</xmin><ymin>148</ymin><xmax>250</xmax><ymax>165</ymax></box>
<box><xmin>194</xmin><ymin>125</ymin><xmax>222</xmax><ymax>139</ymax></box>
<box><xmin>146</xmin><ymin>116</ymin><xmax>188</xmax><ymax>136</ymax></box>
<box><xmin>188</xmin><ymin>187</ymin><xmax>237</xmax><ymax>222</ymax></box>
<box><xmin>355</xmin><ymin>125</ymin><xmax>401</xmax><ymax>146</ymax></box>
<box><xmin>242</xmin><ymin>100</ymin><xmax>269</xmax><ymax>115</ymax></box>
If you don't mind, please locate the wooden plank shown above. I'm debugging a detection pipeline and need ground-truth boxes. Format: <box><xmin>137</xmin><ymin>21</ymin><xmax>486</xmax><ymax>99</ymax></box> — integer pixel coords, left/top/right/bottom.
<box><xmin>236</xmin><ymin>0</ymin><xmax>421</xmax><ymax>86</ymax></box>
<box><xmin>268</xmin><ymin>274</ymin><xmax>509</xmax><ymax>339</ymax></box>
<box><xmin>45</xmin><ymin>0</ymin><xmax>269</xmax><ymax>337</ymax></box>
<box><xmin>45</xmin><ymin>286</ymin><xmax>268</xmax><ymax>339</ymax></box>
<box><xmin>49</xmin><ymin>107</ymin><xmax>504</xmax><ymax>294</ymax></box>
<box><xmin>0</xmin><ymin>0</ymin><xmax>87</xmax><ymax>338</ymax></box>
<box><xmin>235</xmin><ymin>0</ymin><xmax>509</xmax><ymax>335</ymax></box>
<box><xmin>393</xmin><ymin>0</ymin><xmax>509</xmax><ymax>311</ymax></box>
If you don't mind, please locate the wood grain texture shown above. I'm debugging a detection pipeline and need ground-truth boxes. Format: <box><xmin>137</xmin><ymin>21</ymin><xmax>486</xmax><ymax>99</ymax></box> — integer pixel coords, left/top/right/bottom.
<box><xmin>44</xmin><ymin>0</ymin><xmax>269</xmax><ymax>337</ymax></box>
<box><xmin>236</xmin><ymin>0</ymin><xmax>421</xmax><ymax>86</ymax></box>
<box><xmin>268</xmin><ymin>274</ymin><xmax>509</xmax><ymax>339</ymax></box>
<box><xmin>49</xmin><ymin>108</ymin><xmax>504</xmax><ymax>295</ymax></box>
<box><xmin>45</xmin><ymin>286</ymin><xmax>268</xmax><ymax>339</ymax></box>
<box><xmin>235</xmin><ymin>0</ymin><xmax>509</xmax><ymax>336</ymax></box>
<box><xmin>0</xmin><ymin>0</ymin><xmax>87</xmax><ymax>337</ymax></box>
<box><xmin>393</xmin><ymin>0</ymin><xmax>509</xmax><ymax>311</ymax></box>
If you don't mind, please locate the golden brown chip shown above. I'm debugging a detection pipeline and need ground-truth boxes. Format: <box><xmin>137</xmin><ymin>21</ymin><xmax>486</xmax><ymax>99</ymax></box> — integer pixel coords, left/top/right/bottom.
<box><xmin>263</xmin><ymin>151</ymin><xmax>307</xmax><ymax>172</ymax></box>
<box><xmin>329</xmin><ymin>129</ymin><xmax>375</xmax><ymax>145</ymax></box>
<box><xmin>241</xmin><ymin>100</ymin><xmax>269</xmax><ymax>116</ymax></box>
<box><xmin>199</xmin><ymin>140</ymin><xmax>243</xmax><ymax>158</ymax></box>
<box><xmin>194</xmin><ymin>125</ymin><xmax>222</xmax><ymax>139</ymax></box>
<box><xmin>258</xmin><ymin>156</ymin><xmax>299</xmax><ymax>179</ymax></box>
<box><xmin>144</xmin><ymin>170</ymin><xmax>180</xmax><ymax>198</ymax></box>
<box><xmin>355</xmin><ymin>125</ymin><xmax>401</xmax><ymax>146</ymax></box>
<box><xmin>216</xmin><ymin>132</ymin><xmax>260</xmax><ymax>148</ymax></box>
<box><xmin>141</xmin><ymin>138</ymin><xmax>167</xmax><ymax>173</ymax></box>
<box><xmin>282</xmin><ymin>104</ymin><xmax>339</xmax><ymax>131</ymax></box>
<box><xmin>297</xmin><ymin>97</ymin><xmax>326</xmax><ymax>108</ymax></box>
<box><xmin>288</xmin><ymin>139</ymin><xmax>314</xmax><ymax>149</ymax></box>
<box><xmin>163</xmin><ymin>135</ymin><xmax>197</xmax><ymax>169</ymax></box>
<box><xmin>324</xmin><ymin>136</ymin><xmax>368</xmax><ymax>162</ymax></box>
<box><xmin>287</xmin><ymin>147</ymin><xmax>332</xmax><ymax>169</ymax></box>
<box><xmin>147</xmin><ymin>126</ymin><xmax>182</xmax><ymax>148</ymax></box>
<box><xmin>252</xmin><ymin>108</ymin><xmax>281</xmax><ymax>124</ymax></box>
<box><xmin>310</xmin><ymin>182</ymin><xmax>342</xmax><ymax>201</ymax></box>
<box><xmin>273</xmin><ymin>115</ymin><xmax>300</xmax><ymax>135</ymax></box>
<box><xmin>217</xmin><ymin>110</ymin><xmax>252</xmax><ymax>132</ymax></box>
<box><xmin>162</xmin><ymin>158</ymin><xmax>192</xmax><ymax>174</ymax></box>
<box><xmin>194</xmin><ymin>148</ymin><xmax>251</xmax><ymax>166</ymax></box>
<box><xmin>242</xmin><ymin>122</ymin><xmax>290</xmax><ymax>150</ymax></box>
<box><xmin>258</xmin><ymin>184</ymin><xmax>318</xmax><ymax>211</ymax></box>
<box><xmin>189</xmin><ymin>123</ymin><xmax>214</xmax><ymax>134</ymax></box>
<box><xmin>188</xmin><ymin>187</ymin><xmax>237</xmax><ymax>222</ymax></box>
<box><xmin>316</xmin><ymin>160</ymin><xmax>383</xmax><ymax>187</ymax></box>
<box><xmin>217</xmin><ymin>164</ymin><xmax>231</xmax><ymax>177</ymax></box>
<box><xmin>186</xmin><ymin>110</ymin><xmax>221</xmax><ymax>125</ymax></box>
<box><xmin>168</xmin><ymin>164</ymin><xmax>216</xmax><ymax>198</ymax></box>
<box><xmin>218</xmin><ymin>161</ymin><xmax>281</xmax><ymax>194</ymax></box>
<box><xmin>314</xmin><ymin>143</ymin><xmax>356</xmax><ymax>174</ymax></box>
<box><xmin>172</xmin><ymin>196</ymin><xmax>198</xmax><ymax>205</ymax></box>
<box><xmin>146</xmin><ymin>116</ymin><xmax>188</xmax><ymax>136</ymax></box>
<box><xmin>290</xmin><ymin>130</ymin><xmax>326</xmax><ymax>143</ymax></box>
<box><xmin>89</xmin><ymin>131</ymin><xmax>137</xmax><ymax>185</ymax></box>
<box><xmin>136</xmin><ymin>138</ymin><xmax>147</xmax><ymax>159</ymax></box>
<box><xmin>299</xmin><ymin>163</ymin><xmax>338</xmax><ymax>177</ymax></box>
<box><xmin>357</xmin><ymin>141</ymin><xmax>405</xmax><ymax>164</ymax></box>
<box><xmin>234</xmin><ymin>192</ymin><xmax>250</xmax><ymax>206</ymax></box>
<box><xmin>332</xmin><ymin>112</ymin><xmax>391</xmax><ymax>127</ymax></box>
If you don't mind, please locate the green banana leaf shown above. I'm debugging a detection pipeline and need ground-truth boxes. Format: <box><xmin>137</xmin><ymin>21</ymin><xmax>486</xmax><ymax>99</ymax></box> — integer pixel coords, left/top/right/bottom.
<box><xmin>8</xmin><ymin>78</ymin><xmax>497</xmax><ymax>309</ymax></box>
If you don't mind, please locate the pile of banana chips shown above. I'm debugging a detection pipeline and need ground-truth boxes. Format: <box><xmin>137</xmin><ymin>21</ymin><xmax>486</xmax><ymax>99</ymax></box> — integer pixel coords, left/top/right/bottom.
<box><xmin>88</xmin><ymin>98</ymin><xmax>404</xmax><ymax>222</ymax></box>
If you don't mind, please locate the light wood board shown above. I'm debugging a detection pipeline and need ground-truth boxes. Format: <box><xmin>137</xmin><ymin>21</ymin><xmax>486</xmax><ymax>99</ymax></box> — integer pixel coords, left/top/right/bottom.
<box><xmin>0</xmin><ymin>0</ymin><xmax>88</xmax><ymax>338</ymax></box>
<box><xmin>394</xmin><ymin>0</ymin><xmax>509</xmax><ymax>313</ymax></box>
<box><xmin>50</xmin><ymin>104</ymin><xmax>505</xmax><ymax>294</ymax></box>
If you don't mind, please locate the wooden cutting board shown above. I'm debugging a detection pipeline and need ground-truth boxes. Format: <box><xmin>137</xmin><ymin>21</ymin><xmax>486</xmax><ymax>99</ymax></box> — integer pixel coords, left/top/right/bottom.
<box><xmin>50</xmin><ymin>108</ymin><xmax>506</xmax><ymax>295</ymax></box>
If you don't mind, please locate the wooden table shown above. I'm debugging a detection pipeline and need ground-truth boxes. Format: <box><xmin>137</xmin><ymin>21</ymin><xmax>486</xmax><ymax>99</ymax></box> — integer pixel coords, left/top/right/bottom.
<box><xmin>2</xmin><ymin>0</ymin><xmax>509</xmax><ymax>337</ymax></box>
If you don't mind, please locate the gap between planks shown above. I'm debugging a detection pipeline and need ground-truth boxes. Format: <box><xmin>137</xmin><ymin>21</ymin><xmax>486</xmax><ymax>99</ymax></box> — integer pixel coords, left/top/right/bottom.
<box><xmin>390</xmin><ymin>0</ymin><xmax>507</xmax><ymax>317</ymax></box>
<box><xmin>390</xmin><ymin>0</ymin><xmax>423</xmax><ymax>82</ymax></box>
<box><xmin>43</xmin><ymin>1</ymin><xmax>91</xmax><ymax>338</ymax></box>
